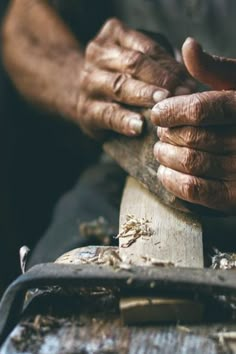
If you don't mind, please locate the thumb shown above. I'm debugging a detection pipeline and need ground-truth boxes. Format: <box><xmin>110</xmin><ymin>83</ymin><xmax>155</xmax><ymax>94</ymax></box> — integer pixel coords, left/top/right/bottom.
<box><xmin>182</xmin><ymin>37</ymin><xmax>236</xmax><ymax>90</ymax></box>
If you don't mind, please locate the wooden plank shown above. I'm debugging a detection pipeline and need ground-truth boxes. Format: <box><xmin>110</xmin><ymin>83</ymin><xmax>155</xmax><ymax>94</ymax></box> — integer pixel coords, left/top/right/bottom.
<box><xmin>2</xmin><ymin>313</ymin><xmax>233</xmax><ymax>354</ymax></box>
<box><xmin>119</xmin><ymin>177</ymin><xmax>204</xmax><ymax>324</ymax></box>
<box><xmin>119</xmin><ymin>177</ymin><xmax>203</xmax><ymax>268</ymax></box>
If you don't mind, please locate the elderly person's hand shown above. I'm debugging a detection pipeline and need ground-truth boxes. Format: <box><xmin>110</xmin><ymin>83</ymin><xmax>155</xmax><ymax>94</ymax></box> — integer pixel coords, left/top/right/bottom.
<box><xmin>152</xmin><ymin>38</ymin><xmax>236</xmax><ymax>214</ymax></box>
<box><xmin>78</xmin><ymin>18</ymin><xmax>195</xmax><ymax>139</ymax></box>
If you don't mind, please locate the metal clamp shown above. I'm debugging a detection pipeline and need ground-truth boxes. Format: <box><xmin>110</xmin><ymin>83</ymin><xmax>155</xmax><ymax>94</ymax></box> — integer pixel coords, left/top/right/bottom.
<box><xmin>1</xmin><ymin>263</ymin><xmax>236</xmax><ymax>346</ymax></box>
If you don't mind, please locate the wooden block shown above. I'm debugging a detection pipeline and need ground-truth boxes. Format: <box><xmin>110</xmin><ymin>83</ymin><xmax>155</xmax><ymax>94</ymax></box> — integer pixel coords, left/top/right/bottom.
<box><xmin>119</xmin><ymin>177</ymin><xmax>203</xmax><ymax>268</ymax></box>
<box><xmin>119</xmin><ymin>177</ymin><xmax>204</xmax><ymax>324</ymax></box>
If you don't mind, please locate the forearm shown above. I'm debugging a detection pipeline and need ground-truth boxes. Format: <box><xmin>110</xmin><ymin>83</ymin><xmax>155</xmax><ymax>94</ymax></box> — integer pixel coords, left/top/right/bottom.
<box><xmin>2</xmin><ymin>0</ymin><xmax>84</xmax><ymax>121</ymax></box>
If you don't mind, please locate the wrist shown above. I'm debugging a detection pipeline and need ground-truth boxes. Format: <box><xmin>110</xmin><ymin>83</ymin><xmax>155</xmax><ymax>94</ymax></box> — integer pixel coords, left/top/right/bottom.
<box><xmin>54</xmin><ymin>49</ymin><xmax>84</xmax><ymax>122</ymax></box>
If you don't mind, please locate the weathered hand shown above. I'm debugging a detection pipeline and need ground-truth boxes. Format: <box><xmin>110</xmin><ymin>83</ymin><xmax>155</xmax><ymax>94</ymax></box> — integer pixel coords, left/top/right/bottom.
<box><xmin>77</xmin><ymin>18</ymin><xmax>195</xmax><ymax>139</ymax></box>
<box><xmin>152</xmin><ymin>38</ymin><xmax>236</xmax><ymax>214</ymax></box>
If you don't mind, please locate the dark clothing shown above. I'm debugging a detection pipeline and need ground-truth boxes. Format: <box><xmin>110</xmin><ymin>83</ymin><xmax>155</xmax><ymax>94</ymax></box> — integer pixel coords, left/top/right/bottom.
<box><xmin>28</xmin><ymin>160</ymin><xmax>126</xmax><ymax>266</ymax></box>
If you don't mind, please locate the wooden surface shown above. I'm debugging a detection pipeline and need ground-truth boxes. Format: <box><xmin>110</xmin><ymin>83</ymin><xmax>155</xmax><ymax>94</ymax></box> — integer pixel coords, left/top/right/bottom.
<box><xmin>119</xmin><ymin>177</ymin><xmax>203</xmax><ymax>324</ymax></box>
<box><xmin>119</xmin><ymin>177</ymin><xmax>203</xmax><ymax>268</ymax></box>
<box><xmin>2</xmin><ymin>313</ymin><xmax>235</xmax><ymax>354</ymax></box>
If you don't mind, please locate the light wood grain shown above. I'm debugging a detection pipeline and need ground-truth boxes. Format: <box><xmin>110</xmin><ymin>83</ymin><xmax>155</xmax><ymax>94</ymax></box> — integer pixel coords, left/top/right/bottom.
<box><xmin>119</xmin><ymin>177</ymin><xmax>204</xmax><ymax>324</ymax></box>
<box><xmin>3</xmin><ymin>314</ymin><xmax>231</xmax><ymax>354</ymax></box>
<box><xmin>119</xmin><ymin>177</ymin><xmax>203</xmax><ymax>268</ymax></box>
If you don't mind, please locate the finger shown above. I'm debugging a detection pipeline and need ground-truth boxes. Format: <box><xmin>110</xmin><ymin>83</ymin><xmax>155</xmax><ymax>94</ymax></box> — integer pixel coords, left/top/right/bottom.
<box><xmin>86</xmin><ymin>41</ymin><xmax>194</xmax><ymax>93</ymax></box>
<box><xmin>151</xmin><ymin>90</ymin><xmax>236</xmax><ymax>127</ymax></box>
<box><xmin>157</xmin><ymin>126</ymin><xmax>236</xmax><ymax>154</ymax></box>
<box><xmin>157</xmin><ymin>165</ymin><xmax>234</xmax><ymax>213</ymax></box>
<box><xmin>82</xmin><ymin>69</ymin><xmax>169</xmax><ymax>107</ymax></box>
<box><xmin>182</xmin><ymin>37</ymin><xmax>236</xmax><ymax>90</ymax></box>
<box><xmin>154</xmin><ymin>142</ymin><xmax>236</xmax><ymax>180</ymax></box>
<box><xmin>95</xmin><ymin>18</ymin><xmax>167</xmax><ymax>58</ymax></box>
<box><xmin>81</xmin><ymin>99</ymin><xmax>144</xmax><ymax>137</ymax></box>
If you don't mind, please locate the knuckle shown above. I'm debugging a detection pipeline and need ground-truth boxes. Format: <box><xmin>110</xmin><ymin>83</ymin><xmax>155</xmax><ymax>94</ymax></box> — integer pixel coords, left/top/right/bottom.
<box><xmin>77</xmin><ymin>95</ymin><xmax>87</xmax><ymax>117</ymax></box>
<box><xmin>119</xmin><ymin>114</ymin><xmax>130</xmax><ymax>133</ymax></box>
<box><xmin>189</xmin><ymin>94</ymin><xmax>208</xmax><ymax>125</ymax></box>
<box><xmin>181</xmin><ymin>177</ymin><xmax>201</xmax><ymax>201</ymax></box>
<box><xmin>85</xmin><ymin>40</ymin><xmax>97</xmax><ymax>59</ymax></box>
<box><xmin>79</xmin><ymin>69</ymin><xmax>89</xmax><ymax>89</ymax></box>
<box><xmin>124</xmin><ymin>51</ymin><xmax>144</xmax><ymax>76</ymax></box>
<box><xmin>136</xmin><ymin>84</ymin><xmax>155</xmax><ymax>102</ymax></box>
<box><xmin>102</xmin><ymin>17</ymin><xmax>122</xmax><ymax>34</ymax></box>
<box><xmin>182</xmin><ymin>149</ymin><xmax>203</xmax><ymax>174</ymax></box>
<box><xmin>183</xmin><ymin>127</ymin><xmax>214</xmax><ymax>151</ymax></box>
<box><xmin>160</xmin><ymin>100</ymin><xmax>176</xmax><ymax>126</ymax></box>
<box><xmin>157</xmin><ymin>61</ymin><xmax>185</xmax><ymax>89</ymax></box>
<box><xmin>142</xmin><ymin>42</ymin><xmax>157</xmax><ymax>56</ymax></box>
<box><xmin>184</xmin><ymin>127</ymin><xmax>201</xmax><ymax>146</ymax></box>
<box><xmin>103</xmin><ymin>103</ymin><xmax>119</xmax><ymax>129</ymax></box>
<box><xmin>111</xmin><ymin>73</ymin><xmax>128</xmax><ymax>97</ymax></box>
<box><xmin>182</xmin><ymin>149</ymin><xmax>195</xmax><ymax>173</ymax></box>
<box><xmin>184</xmin><ymin>128</ymin><xmax>196</xmax><ymax>145</ymax></box>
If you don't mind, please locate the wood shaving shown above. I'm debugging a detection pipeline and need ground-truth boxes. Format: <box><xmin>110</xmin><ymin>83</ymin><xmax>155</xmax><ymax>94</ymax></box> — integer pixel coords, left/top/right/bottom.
<box><xmin>141</xmin><ymin>256</ymin><xmax>175</xmax><ymax>267</ymax></box>
<box><xmin>79</xmin><ymin>249</ymin><xmax>122</xmax><ymax>267</ymax></box>
<box><xmin>116</xmin><ymin>214</ymin><xmax>153</xmax><ymax>248</ymax></box>
<box><xmin>11</xmin><ymin>315</ymin><xmax>66</xmax><ymax>352</ymax></box>
<box><xmin>177</xmin><ymin>325</ymin><xmax>191</xmax><ymax>333</ymax></box>
<box><xmin>211</xmin><ymin>248</ymin><xmax>236</xmax><ymax>270</ymax></box>
<box><xmin>211</xmin><ymin>331</ymin><xmax>236</xmax><ymax>347</ymax></box>
<box><xmin>212</xmin><ymin>331</ymin><xmax>236</xmax><ymax>340</ymax></box>
<box><xmin>19</xmin><ymin>245</ymin><xmax>30</xmax><ymax>274</ymax></box>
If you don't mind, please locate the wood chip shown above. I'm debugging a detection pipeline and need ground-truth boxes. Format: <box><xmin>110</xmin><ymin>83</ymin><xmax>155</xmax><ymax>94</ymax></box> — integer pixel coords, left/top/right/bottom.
<box><xmin>211</xmin><ymin>248</ymin><xmax>236</xmax><ymax>270</ymax></box>
<box><xmin>116</xmin><ymin>214</ymin><xmax>153</xmax><ymax>248</ymax></box>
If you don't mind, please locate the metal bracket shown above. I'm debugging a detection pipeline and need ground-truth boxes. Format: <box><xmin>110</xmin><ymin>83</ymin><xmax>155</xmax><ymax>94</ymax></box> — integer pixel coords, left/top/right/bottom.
<box><xmin>1</xmin><ymin>263</ymin><xmax>236</xmax><ymax>346</ymax></box>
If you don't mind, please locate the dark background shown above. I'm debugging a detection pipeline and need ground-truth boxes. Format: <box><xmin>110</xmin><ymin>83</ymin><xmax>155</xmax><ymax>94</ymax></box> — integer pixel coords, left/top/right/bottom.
<box><xmin>0</xmin><ymin>1</ymin><xmax>114</xmax><ymax>289</ymax></box>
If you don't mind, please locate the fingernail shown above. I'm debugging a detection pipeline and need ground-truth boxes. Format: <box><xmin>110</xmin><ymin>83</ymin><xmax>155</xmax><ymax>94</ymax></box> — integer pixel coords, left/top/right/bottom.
<box><xmin>153</xmin><ymin>89</ymin><xmax>169</xmax><ymax>103</ymax></box>
<box><xmin>129</xmin><ymin>118</ymin><xmax>143</xmax><ymax>135</ymax></box>
<box><xmin>157</xmin><ymin>126</ymin><xmax>164</xmax><ymax>138</ymax></box>
<box><xmin>154</xmin><ymin>142</ymin><xmax>166</xmax><ymax>160</ymax></box>
<box><xmin>152</xmin><ymin>101</ymin><xmax>163</xmax><ymax>112</ymax></box>
<box><xmin>157</xmin><ymin>165</ymin><xmax>166</xmax><ymax>179</ymax></box>
<box><xmin>184</xmin><ymin>37</ymin><xmax>194</xmax><ymax>46</ymax></box>
<box><xmin>153</xmin><ymin>142</ymin><xmax>160</xmax><ymax>158</ymax></box>
<box><xmin>174</xmin><ymin>86</ymin><xmax>192</xmax><ymax>96</ymax></box>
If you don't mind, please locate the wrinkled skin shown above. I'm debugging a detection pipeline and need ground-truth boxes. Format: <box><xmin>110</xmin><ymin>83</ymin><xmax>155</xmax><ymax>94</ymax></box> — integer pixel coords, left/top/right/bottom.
<box><xmin>3</xmin><ymin>1</ymin><xmax>236</xmax><ymax>214</ymax></box>
<box><xmin>77</xmin><ymin>18</ymin><xmax>195</xmax><ymax>139</ymax></box>
<box><xmin>152</xmin><ymin>38</ymin><xmax>236</xmax><ymax>214</ymax></box>
<box><xmin>2</xmin><ymin>5</ymin><xmax>195</xmax><ymax>139</ymax></box>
